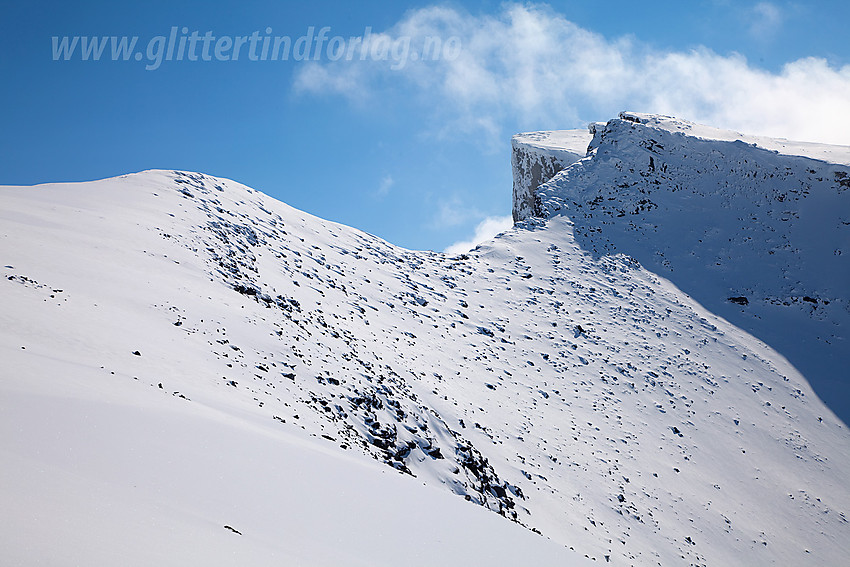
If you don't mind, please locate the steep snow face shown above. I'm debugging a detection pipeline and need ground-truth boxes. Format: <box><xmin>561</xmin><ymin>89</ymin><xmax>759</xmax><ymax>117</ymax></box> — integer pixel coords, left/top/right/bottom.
<box><xmin>512</xmin><ymin>130</ymin><xmax>592</xmax><ymax>222</ymax></box>
<box><xmin>522</xmin><ymin>112</ymin><xmax>850</xmax><ymax>425</ymax></box>
<box><xmin>2</xmin><ymin>169</ymin><xmax>850</xmax><ymax>566</ymax></box>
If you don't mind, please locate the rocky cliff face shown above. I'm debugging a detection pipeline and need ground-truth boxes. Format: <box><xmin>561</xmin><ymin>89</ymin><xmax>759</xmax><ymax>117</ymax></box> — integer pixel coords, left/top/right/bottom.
<box><xmin>511</xmin><ymin>130</ymin><xmax>592</xmax><ymax>222</ymax></box>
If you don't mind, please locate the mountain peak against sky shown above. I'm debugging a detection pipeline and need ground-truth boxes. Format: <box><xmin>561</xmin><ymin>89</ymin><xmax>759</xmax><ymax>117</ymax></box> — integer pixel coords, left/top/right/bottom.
<box><xmin>513</xmin><ymin>112</ymin><xmax>850</xmax><ymax>425</ymax></box>
<box><xmin>2</xmin><ymin>114</ymin><xmax>850</xmax><ymax>565</ymax></box>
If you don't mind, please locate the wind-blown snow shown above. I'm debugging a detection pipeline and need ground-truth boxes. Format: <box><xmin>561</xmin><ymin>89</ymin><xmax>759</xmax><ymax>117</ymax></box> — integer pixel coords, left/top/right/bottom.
<box><xmin>613</xmin><ymin>112</ymin><xmax>850</xmax><ymax>165</ymax></box>
<box><xmin>2</xmin><ymin>119</ymin><xmax>849</xmax><ymax>565</ymax></box>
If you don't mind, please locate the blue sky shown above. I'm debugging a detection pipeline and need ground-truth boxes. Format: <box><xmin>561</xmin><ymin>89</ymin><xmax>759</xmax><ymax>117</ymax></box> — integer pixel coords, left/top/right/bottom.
<box><xmin>1</xmin><ymin>0</ymin><xmax>849</xmax><ymax>251</ymax></box>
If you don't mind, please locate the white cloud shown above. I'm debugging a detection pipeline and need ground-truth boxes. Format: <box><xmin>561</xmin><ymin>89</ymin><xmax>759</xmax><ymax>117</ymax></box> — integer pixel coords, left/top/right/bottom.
<box><xmin>444</xmin><ymin>215</ymin><xmax>513</xmax><ymax>255</ymax></box>
<box><xmin>293</xmin><ymin>3</ymin><xmax>850</xmax><ymax>145</ymax></box>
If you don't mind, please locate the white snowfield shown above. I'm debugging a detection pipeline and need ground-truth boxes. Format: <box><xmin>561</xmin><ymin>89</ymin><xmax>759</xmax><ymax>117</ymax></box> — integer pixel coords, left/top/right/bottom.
<box><xmin>2</xmin><ymin>114</ymin><xmax>849</xmax><ymax>566</ymax></box>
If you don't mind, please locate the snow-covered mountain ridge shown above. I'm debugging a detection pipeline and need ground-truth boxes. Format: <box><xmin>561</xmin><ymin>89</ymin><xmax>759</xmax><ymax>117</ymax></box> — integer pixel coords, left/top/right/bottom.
<box><xmin>514</xmin><ymin>112</ymin><xmax>850</xmax><ymax>424</ymax></box>
<box><xmin>2</xmin><ymin>118</ymin><xmax>849</xmax><ymax>565</ymax></box>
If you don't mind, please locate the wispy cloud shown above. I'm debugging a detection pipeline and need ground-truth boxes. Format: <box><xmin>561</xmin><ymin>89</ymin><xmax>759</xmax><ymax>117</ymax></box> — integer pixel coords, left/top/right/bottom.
<box><xmin>749</xmin><ymin>2</ymin><xmax>784</xmax><ymax>40</ymax></box>
<box><xmin>375</xmin><ymin>175</ymin><xmax>394</xmax><ymax>198</ymax></box>
<box><xmin>295</xmin><ymin>63</ymin><xmax>370</xmax><ymax>103</ymax></box>
<box><xmin>444</xmin><ymin>215</ymin><xmax>513</xmax><ymax>255</ymax></box>
<box><xmin>294</xmin><ymin>3</ymin><xmax>850</xmax><ymax>145</ymax></box>
<box><xmin>430</xmin><ymin>196</ymin><xmax>481</xmax><ymax>229</ymax></box>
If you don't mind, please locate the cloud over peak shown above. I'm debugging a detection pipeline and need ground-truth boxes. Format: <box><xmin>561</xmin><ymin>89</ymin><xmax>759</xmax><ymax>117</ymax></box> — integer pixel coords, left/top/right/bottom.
<box><xmin>295</xmin><ymin>2</ymin><xmax>850</xmax><ymax>145</ymax></box>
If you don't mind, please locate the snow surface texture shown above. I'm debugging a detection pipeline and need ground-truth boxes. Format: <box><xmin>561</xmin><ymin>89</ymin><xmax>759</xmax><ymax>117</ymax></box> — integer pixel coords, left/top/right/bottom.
<box><xmin>515</xmin><ymin>111</ymin><xmax>850</xmax><ymax>426</ymax></box>
<box><xmin>2</xmin><ymin>123</ymin><xmax>849</xmax><ymax>565</ymax></box>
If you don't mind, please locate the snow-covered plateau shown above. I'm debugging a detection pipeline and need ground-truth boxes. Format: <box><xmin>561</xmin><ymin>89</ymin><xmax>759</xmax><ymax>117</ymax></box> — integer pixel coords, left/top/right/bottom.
<box><xmin>2</xmin><ymin>113</ymin><xmax>849</xmax><ymax>566</ymax></box>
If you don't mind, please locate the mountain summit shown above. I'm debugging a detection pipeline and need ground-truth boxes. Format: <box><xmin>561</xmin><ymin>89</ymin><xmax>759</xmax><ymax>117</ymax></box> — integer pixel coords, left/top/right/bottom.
<box><xmin>2</xmin><ymin>114</ymin><xmax>849</xmax><ymax>566</ymax></box>
<box><xmin>514</xmin><ymin>112</ymin><xmax>850</xmax><ymax>425</ymax></box>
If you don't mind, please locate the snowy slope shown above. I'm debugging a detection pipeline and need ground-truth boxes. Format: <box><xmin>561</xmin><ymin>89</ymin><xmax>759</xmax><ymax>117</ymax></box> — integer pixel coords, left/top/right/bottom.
<box><xmin>2</xmin><ymin>163</ymin><xmax>849</xmax><ymax>566</ymax></box>
<box><xmin>0</xmin><ymin>172</ymin><xmax>591</xmax><ymax>567</ymax></box>
<box><xmin>521</xmin><ymin>112</ymin><xmax>850</xmax><ymax>425</ymax></box>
